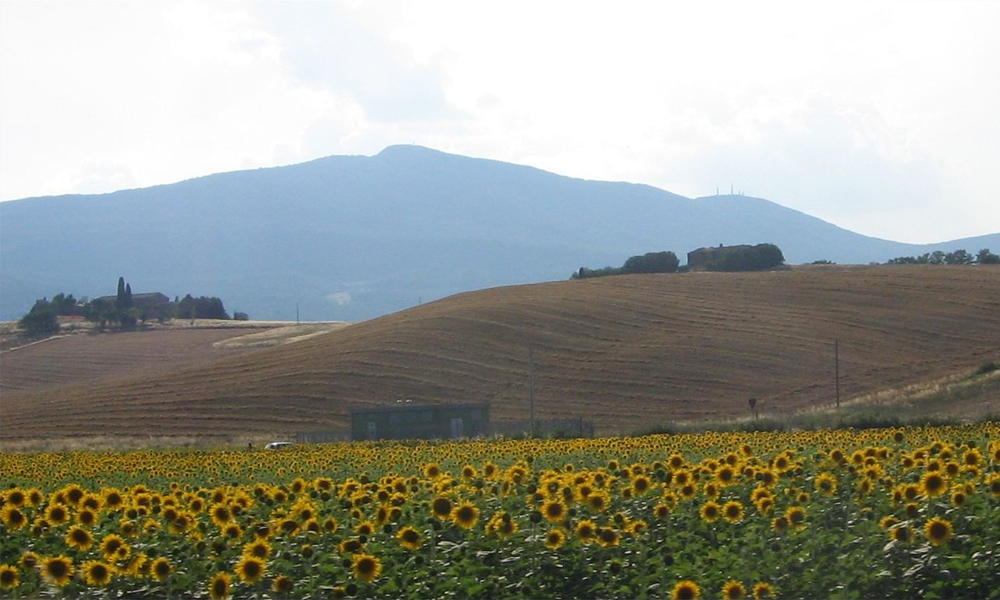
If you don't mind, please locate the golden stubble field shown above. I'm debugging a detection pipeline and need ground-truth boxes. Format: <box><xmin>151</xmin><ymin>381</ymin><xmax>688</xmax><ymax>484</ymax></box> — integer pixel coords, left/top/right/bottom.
<box><xmin>1</xmin><ymin>265</ymin><xmax>998</xmax><ymax>443</ymax></box>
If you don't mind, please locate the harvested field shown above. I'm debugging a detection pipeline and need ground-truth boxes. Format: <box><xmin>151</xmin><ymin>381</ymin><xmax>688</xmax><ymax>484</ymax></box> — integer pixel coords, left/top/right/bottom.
<box><xmin>0</xmin><ymin>328</ymin><xmax>271</xmax><ymax>394</ymax></box>
<box><xmin>1</xmin><ymin>265</ymin><xmax>998</xmax><ymax>441</ymax></box>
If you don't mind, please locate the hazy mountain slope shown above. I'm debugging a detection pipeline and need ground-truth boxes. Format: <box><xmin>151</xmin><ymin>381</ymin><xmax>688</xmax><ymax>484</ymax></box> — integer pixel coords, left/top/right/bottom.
<box><xmin>2</xmin><ymin>265</ymin><xmax>998</xmax><ymax>440</ymax></box>
<box><xmin>2</xmin><ymin>145</ymin><xmax>996</xmax><ymax>321</ymax></box>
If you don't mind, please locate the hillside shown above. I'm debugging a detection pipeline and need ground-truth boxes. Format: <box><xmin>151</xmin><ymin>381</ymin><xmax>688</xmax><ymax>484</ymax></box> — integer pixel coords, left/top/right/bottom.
<box><xmin>3</xmin><ymin>145</ymin><xmax>997</xmax><ymax>322</ymax></box>
<box><xmin>2</xmin><ymin>265</ymin><xmax>998</xmax><ymax>442</ymax></box>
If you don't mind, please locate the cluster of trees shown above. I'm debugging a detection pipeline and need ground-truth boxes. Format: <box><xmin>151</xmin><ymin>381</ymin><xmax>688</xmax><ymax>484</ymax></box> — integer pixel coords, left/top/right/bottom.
<box><xmin>17</xmin><ymin>277</ymin><xmax>240</xmax><ymax>337</ymax></box>
<box><xmin>704</xmin><ymin>243</ymin><xmax>785</xmax><ymax>272</ymax></box>
<box><xmin>886</xmin><ymin>248</ymin><xmax>999</xmax><ymax>265</ymax></box>
<box><xmin>572</xmin><ymin>251</ymin><xmax>680</xmax><ymax>279</ymax></box>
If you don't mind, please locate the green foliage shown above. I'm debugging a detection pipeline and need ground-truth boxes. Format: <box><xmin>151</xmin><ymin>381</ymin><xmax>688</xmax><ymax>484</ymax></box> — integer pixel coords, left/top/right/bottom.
<box><xmin>975</xmin><ymin>361</ymin><xmax>999</xmax><ymax>376</ymax></box>
<box><xmin>977</xmin><ymin>248</ymin><xmax>1000</xmax><ymax>264</ymax></box>
<box><xmin>887</xmin><ymin>248</ymin><xmax>999</xmax><ymax>265</ymax></box>
<box><xmin>233</xmin><ymin>311</ymin><xmax>250</xmax><ymax>321</ymax></box>
<box><xmin>174</xmin><ymin>294</ymin><xmax>230</xmax><ymax>320</ymax></box>
<box><xmin>572</xmin><ymin>251</ymin><xmax>680</xmax><ymax>279</ymax></box>
<box><xmin>18</xmin><ymin>301</ymin><xmax>60</xmax><ymax>336</ymax></box>
<box><xmin>705</xmin><ymin>244</ymin><xmax>785</xmax><ymax>272</ymax></box>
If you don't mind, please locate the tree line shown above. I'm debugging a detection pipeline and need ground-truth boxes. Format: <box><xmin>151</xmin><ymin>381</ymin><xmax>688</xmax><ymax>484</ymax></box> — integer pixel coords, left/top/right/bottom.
<box><xmin>572</xmin><ymin>251</ymin><xmax>681</xmax><ymax>279</ymax></box>
<box><xmin>885</xmin><ymin>248</ymin><xmax>999</xmax><ymax>265</ymax></box>
<box><xmin>17</xmin><ymin>277</ymin><xmax>243</xmax><ymax>337</ymax></box>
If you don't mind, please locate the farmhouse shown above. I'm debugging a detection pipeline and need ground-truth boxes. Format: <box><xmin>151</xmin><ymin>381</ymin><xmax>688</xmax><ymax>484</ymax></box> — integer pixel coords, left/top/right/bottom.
<box><xmin>350</xmin><ymin>402</ymin><xmax>490</xmax><ymax>441</ymax></box>
<box><xmin>687</xmin><ymin>245</ymin><xmax>751</xmax><ymax>270</ymax></box>
<box><xmin>94</xmin><ymin>292</ymin><xmax>170</xmax><ymax>310</ymax></box>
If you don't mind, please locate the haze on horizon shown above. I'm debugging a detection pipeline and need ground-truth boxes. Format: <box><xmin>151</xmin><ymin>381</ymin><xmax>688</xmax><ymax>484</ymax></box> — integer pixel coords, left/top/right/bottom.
<box><xmin>1</xmin><ymin>1</ymin><xmax>998</xmax><ymax>245</ymax></box>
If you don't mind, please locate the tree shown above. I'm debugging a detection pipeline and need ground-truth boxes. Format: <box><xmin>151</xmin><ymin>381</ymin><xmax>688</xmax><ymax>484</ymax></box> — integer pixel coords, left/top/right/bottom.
<box><xmin>124</xmin><ymin>283</ymin><xmax>133</xmax><ymax>308</ymax></box>
<box><xmin>116</xmin><ymin>277</ymin><xmax>127</xmax><ymax>310</ymax></box>
<box><xmin>622</xmin><ymin>251</ymin><xmax>680</xmax><ymax>274</ymax></box>
<box><xmin>977</xmin><ymin>248</ymin><xmax>1000</xmax><ymax>265</ymax></box>
<box><xmin>19</xmin><ymin>301</ymin><xmax>60</xmax><ymax>336</ymax></box>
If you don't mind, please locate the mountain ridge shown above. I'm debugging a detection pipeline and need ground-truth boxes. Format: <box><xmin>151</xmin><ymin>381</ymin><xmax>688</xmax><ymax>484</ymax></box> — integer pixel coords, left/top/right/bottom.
<box><xmin>2</xmin><ymin>145</ymin><xmax>997</xmax><ymax>321</ymax></box>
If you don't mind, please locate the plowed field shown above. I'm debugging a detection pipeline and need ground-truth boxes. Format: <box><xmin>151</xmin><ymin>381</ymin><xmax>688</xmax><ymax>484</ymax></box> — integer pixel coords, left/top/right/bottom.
<box><xmin>2</xmin><ymin>266</ymin><xmax>998</xmax><ymax>441</ymax></box>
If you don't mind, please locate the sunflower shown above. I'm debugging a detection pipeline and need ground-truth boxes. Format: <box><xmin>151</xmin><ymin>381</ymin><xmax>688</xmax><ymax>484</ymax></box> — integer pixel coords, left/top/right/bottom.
<box><xmin>42</xmin><ymin>555</ymin><xmax>74</xmax><ymax>587</ymax></box>
<box><xmin>19</xmin><ymin>552</ymin><xmax>39</xmax><ymax>571</ymax></box>
<box><xmin>235</xmin><ymin>555</ymin><xmax>266</xmax><ymax>584</ymax></box>
<box><xmin>244</xmin><ymin>539</ymin><xmax>271</xmax><ymax>560</ymax></box>
<box><xmin>65</xmin><ymin>525</ymin><xmax>94</xmax><ymax>551</ymax></box>
<box><xmin>575</xmin><ymin>519</ymin><xmax>597</xmax><ymax>542</ymax></box>
<box><xmin>100</xmin><ymin>534</ymin><xmax>128</xmax><ymax>561</ymax></box>
<box><xmin>355</xmin><ymin>520</ymin><xmax>375</xmax><ymax>536</ymax></box>
<box><xmin>752</xmin><ymin>582</ymin><xmax>775</xmax><ymax>599</ymax></box>
<box><xmin>273</xmin><ymin>575</ymin><xmax>294</xmax><ymax>594</ymax></box>
<box><xmin>451</xmin><ymin>502</ymin><xmax>480</xmax><ymax>529</ymax></box>
<box><xmin>339</xmin><ymin>538</ymin><xmax>364</xmax><ymax>554</ymax></box>
<box><xmin>208</xmin><ymin>572</ymin><xmax>232</xmax><ymax>600</ymax></box>
<box><xmin>879</xmin><ymin>516</ymin><xmax>899</xmax><ymax>530</ymax></box>
<box><xmin>715</xmin><ymin>466</ymin><xmax>736</xmax><ymax>486</ymax></box>
<box><xmin>397</xmin><ymin>526</ymin><xmax>422</xmax><ymax>550</ymax></box>
<box><xmin>814</xmin><ymin>473</ymin><xmax>837</xmax><ymax>496</ymax></box>
<box><xmin>150</xmin><ymin>557</ymin><xmax>173</xmax><ymax>582</ymax></box>
<box><xmin>351</xmin><ymin>553</ymin><xmax>382</xmax><ymax>583</ymax></box>
<box><xmin>597</xmin><ymin>527</ymin><xmax>620</xmax><ymax>548</ymax></box>
<box><xmin>45</xmin><ymin>504</ymin><xmax>70</xmax><ymax>525</ymax></box>
<box><xmin>431</xmin><ymin>496</ymin><xmax>453</xmax><ymax>519</ymax></box>
<box><xmin>680</xmin><ymin>484</ymin><xmax>698</xmax><ymax>500</ymax></box>
<box><xmin>210</xmin><ymin>503</ymin><xmax>232</xmax><ymax>527</ymax></box>
<box><xmin>0</xmin><ymin>565</ymin><xmax>19</xmax><ymax>589</ymax></box>
<box><xmin>785</xmin><ymin>506</ymin><xmax>806</xmax><ymax>530</ymax></box>
<box><xmin>771</xmin><ymin>516</ymin><xmax>790</xmax><ymax>534</ymax></box>
<box><xmin>722</xmin><ymin>501</ymin><xmax>744</xmax><ymax>524</ymax></box>
<box><xmin>586</xmin><ymin>491</ymin><xmax>611</xmax><ymax>512</ymax></box>
<box><xmin>1</xmin><ymin>506</ymin><xmax>27</xmax><ymax>530</ymax></box>
<box><xmin>890</xmin><ymin>524</ymin><xmax>914</xmax><ymax>543</ymax></box>
<box><xmin>654</xmin><ymin>504</ymin><xmax>671</xmax><ymax>520</ymax></box>
<box><xmin>699</xmin><ymin>501</ymin><xmax>721</xmax><ymax>523</ymax></box>
<box><xmin>81</xmin><ymin>560</ymin><xmax>113</xmax><ymax>587</ymax></box>
<box><xmin>544</xmin><ymin>528</ymin><xmax>566</xmax><ymax>550</ymax></box>
<box><xmin>672</xmin><ymin>580</ymin><xmax>701</xmax><ymax>600</ymax></box>
<box><xmin>924</xmin><ymin>517</ymin><xmax>954</xmax><ymax>546</ymax></box>
<box><xmin>632</xmin><ymin>475</ymin><xmax>653</xmax><ymax>495</ymax></box>
<box><xmin>920</xmin><ymin>472</ymin><xmax>947</xmax><ymax>497</ymax></box>
<box><xmin>76</xmin><ymin>508</ymin><xmax>97</xmax><ymax>527</ymax></box>
<box><xmin>542</xmin><ymin>500</ymin><xmax>566</xmax><ymax>523</ymax></box>
<box><xmin>722</xmin><ymin>580</ymin><xmax>746</xmax><ymax>599</ymax></box>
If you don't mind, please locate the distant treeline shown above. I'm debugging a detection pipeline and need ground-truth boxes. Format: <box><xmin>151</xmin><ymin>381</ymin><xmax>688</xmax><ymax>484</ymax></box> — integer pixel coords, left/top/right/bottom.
<box><xmin>572</xmin><ymin>251</ymin><xmax>680</xmax><ymax>279</ymax></box>
<box><xmin>18</xmin><ymin>276</ymin><xmax>244</xmax><ymax>336</ymax></box>
<box><xmin>885</xmin><ymin>248</ymin><xmax>999</xmax><ymax>265</ymax></box>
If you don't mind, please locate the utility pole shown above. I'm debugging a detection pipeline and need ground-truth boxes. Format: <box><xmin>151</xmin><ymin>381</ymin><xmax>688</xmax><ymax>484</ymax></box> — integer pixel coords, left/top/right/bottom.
<box><xmin>529</xmin><ymin>346</ymin><xmax>536</xmax><ymax>435</ymax></box>
<box><xmin>835</xmin><ymin>338</ymin><xmax>840</xmax><ymax>408</ymax></box>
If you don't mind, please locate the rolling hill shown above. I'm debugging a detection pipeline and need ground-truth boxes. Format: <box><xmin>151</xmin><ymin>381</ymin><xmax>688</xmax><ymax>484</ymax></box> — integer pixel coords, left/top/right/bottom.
<box><xmin>2</xmin><ymin>145</ymin><xmax>997</xmax><ymax>322</ymax></box>
<box><xmin>2</xmin><ymin>265</ymin><xmax>998</xmax><ymax>442</ymax></box>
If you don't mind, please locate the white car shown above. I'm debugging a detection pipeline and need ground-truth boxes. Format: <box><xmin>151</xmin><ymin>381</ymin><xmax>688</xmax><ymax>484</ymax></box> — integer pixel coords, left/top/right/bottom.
<box><xmin>264</xmin><ymin>441</ymin><xmax>294</xmax><ymax>450</ymax></box>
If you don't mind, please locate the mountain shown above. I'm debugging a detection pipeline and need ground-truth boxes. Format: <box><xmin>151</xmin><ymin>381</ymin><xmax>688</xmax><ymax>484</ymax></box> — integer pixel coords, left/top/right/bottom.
<box><xmin>3</xmin><ymin>265</ymin><xmax>998</xmax><ymax>440</ymax></box>
<box><xmin>2</xmin><ymin>145</ymin><xmax>997</xmax><ymax>321</ymax></box>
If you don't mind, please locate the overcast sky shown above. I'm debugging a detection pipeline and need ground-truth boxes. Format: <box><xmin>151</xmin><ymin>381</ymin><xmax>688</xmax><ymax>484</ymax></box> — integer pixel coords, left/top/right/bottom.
<box><xmin>2</xmin><ymin>1</ymin><xmax>998</xmax><ymax>244</ymax></box>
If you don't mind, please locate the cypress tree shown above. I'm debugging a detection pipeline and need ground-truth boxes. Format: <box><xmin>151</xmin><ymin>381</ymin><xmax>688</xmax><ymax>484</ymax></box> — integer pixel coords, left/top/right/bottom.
<box><xmin>116</xmin><ymin>277</ymin><xmax>126</xmax><ymax>309</ymax></box>
<box><xmin>124</xmin><ymin>283</ymin><xmax>133</xmax><ymax>308</ymax></box>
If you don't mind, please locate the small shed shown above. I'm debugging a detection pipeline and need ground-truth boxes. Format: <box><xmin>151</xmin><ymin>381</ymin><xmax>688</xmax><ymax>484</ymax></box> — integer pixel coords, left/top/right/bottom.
<box><xmin>350</xmin><ymin>402</ymin><xmax>490</xmax><ymax>441</ymax></box>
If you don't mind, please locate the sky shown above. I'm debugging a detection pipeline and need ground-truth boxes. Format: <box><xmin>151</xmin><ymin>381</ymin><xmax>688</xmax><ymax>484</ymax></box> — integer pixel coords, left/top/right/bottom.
<box><xmin>1</xmin><ymin>1</ymin><xmax>998</xmax><ymax>244</ymax></box>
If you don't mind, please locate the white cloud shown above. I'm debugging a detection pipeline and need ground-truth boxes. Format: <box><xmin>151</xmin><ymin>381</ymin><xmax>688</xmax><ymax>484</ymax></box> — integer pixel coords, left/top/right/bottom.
<box><xmin>325</xmin><ymin>292</ymin><xmax>352</xmax><ymax>306</ymax></box>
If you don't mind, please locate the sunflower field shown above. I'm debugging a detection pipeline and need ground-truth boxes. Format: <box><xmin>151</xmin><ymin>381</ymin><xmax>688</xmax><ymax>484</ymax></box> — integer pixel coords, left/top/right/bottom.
<box><xmin>2</xmin><ymin>423</ymin><xmax>999</xmax><ymax>599</ymax></box>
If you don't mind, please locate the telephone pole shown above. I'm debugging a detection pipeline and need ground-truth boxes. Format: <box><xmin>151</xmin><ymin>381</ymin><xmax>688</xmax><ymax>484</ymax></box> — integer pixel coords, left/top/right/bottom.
<box><xmin>529</xmin><ymin>346</ymin><xmax>536</xmax><ymax>435</ymax></box>
<box><xmin>835</xmin><ymin>338</ymin><xmax>840</xmax><ymax>408</ymax></box>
